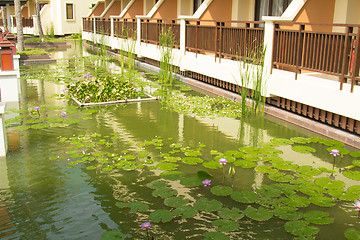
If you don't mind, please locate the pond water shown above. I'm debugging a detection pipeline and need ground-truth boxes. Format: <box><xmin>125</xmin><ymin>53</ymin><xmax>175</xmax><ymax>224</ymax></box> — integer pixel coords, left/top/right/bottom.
<box><xmin>1</xmin><ymin>41</ymin><xmax>360</xmax><ymax>240</ymax></box>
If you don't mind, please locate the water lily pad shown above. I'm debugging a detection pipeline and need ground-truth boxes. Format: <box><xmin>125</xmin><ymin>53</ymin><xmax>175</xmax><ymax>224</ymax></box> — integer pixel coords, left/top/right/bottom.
<box><xmin>210</xmin><ymin>150</ymin><xmax>222</xmax><ymax>155</ymax></box>
<box><xmin>297</xmin><ymin>166</ymin><xmax>322</xmax><ymax>176</ymax></box>
<box><xmin>123</xmin><ymin>155</ymin><xmax>135</xmax><ymax>160</ymax></box>
<box><xmin>231</xmin><ymin>190</ymin><xmax>258</xmax><ymax>203</ymax></box>
<box><xmin>284</xmin><ymin>220</ymin><xmax>319</xmax><ymax>237</ymax></box>
<box><xmin>160</xmin><ymin>171</ymin><xmax>184</xmax><ymax>180</ymax></box>
<box><xmin>212</xmin><ymin>219</ymin><xmax>239</xmax><ymax>232</ymax></box>
<box><xmin>254</xmin><ymin>165</ymin><xmax>278</xmax><ymax>174</ymax></box>
<box><xmin>244</xmin><ymin>206</ymin><xmax>273</xmax><ymax>221</ymax></box>
<box><xmin>149</xmin><ymin>209</ymin><xmax>173</xmax><ymax>223</ymax></box>
<box><xmin>319</xmin><ymin>167</ymin><xmax>337</xmax><ymax>173</ymax></box>
<box><xmin>298</xmin><ymin>184</ymin><xmax>325</xmax><ymax>197</ymax></box>
<box><xmin>314</xmin><ymin>177</ymin><xmax>345</xmax><ymax>190</ymax></box>
<box><xmin>217</xmin><ymin>207</ymin><xmax>244</xmax><ymax>220</ymax></box>
<box><xmin>348</xmin><ymin>185</ymin><xmax>360</xmax><ymax>194</ymax></box>
<box><xmin>203</xmin><ymin>161</ymin><xmax>221</xmax><ymax>169</ymax></box>
<box><xmin>63</xmin><ymin>119</ymin><xmax>80</xmax><ymax>124</ymax></box>
<box><xmin>164</xmin><ymin>196</ymin><xmax>189</xmax><ymax>208</ymax></box>
<box><xmin>163</xmin><ymin>156</ymin><xmax>181</xmax><ymax>162</ymax></box>
<box><xmin>281</xmin><ymin>195</ymin><xmax>310</xmax><ymax>208</ymax></box>
<box><xmin>309</xmin><ymin>196</ymin><xmax>335</xmax><ymax>207</ymax></box>
<box><xmin>233</xmin><ymin>160</ymin><xmax>256</xmax><ymax>168</ymax></box>
<box><xmin>272</xmin><ymin>160</ymin><xmax>298</xmax><ymax>171</ymax></box>
<box><xmin>137</xmin><ymin>151</ymin><xmax>149</xmax><ymax>158</ymax></box>
<box><xmin>87</xmin><ymin>166</ymin><xmax>97</xmax><ymax>170</ymax></box>
<box><xmin>182</xmin><ymin>157</ymin><xmax>203</xmax><ymax>165</ymax></box>
<box><xmin>172</xmin><ymin>206</ymin><xmax>197</xmax><ymax>219</ymax></box>
<box><xmin>327</xmin><ymin>189</ymin><xmax>358</xmax><ymax>201</ymax></box>
<box><xmin>14</xmin><ymin>125</ymin><xmax>31</xmax><ymax>130</ymax></box>
<box><xmin>47</xmin><ymin>118</ymin><xmax>64</xmax><ymax>123</ymax></box>
<box><xmin>270</xmin><ymin>138</ymin><xmax>294</xmax><ymax>145</ymax></box>
<box><xmin>147</xmin><ymin>180</ymin><xmax>168</xmax><ymax>189</ymax></box>
<box><xmin>211</xmin><ymin>186</ymin><xmax>233</xmax><ymax>196</ymax></box>
<box><xmin>115</xmin><ymin>201</ymin><xmax>149</xmax><ymax>213</ymax></box>
<box><xmin>152</xmin><ymin>187</ymin><xmax>177</xmax><ymax>198</ymax></box>
<box><xmin>258</xmin><ymin>196</ymin><xmax>283</xmax><ymax>209</ymax></box>
<box><xmin>203</xmin><ymin>232</ymin><xmax>229</xmax><ymax>240</ymax></box>
<box><xmin>304</xmin><ymin>210</ymin><xmax>333</xmax><ymax>225</ymax></box>
<box><xmin>194</xmin><ymin>198</ymin><xmax>223</xmax><ymax>212</ymax></box>
<box><xmin>214</xmin><ymin>155</ymin><xmax>236</xmax><ymax>163</ymax></box>
<box><xmin>345</xmin><ymin>228</ymin><xmax>360</xmax><ymax>240</ymax></box>
<box><xmin>256</xmin><ymin>185</ymin><xmax>282</xmax><ymax>198</ymax></box>
<box><xmin>350</xmin><ymin>152</ymin><xmax>360</xmax><ymax>158</ymax></box>
<box><xmin>26</xmin><ymin>118</ymin><xmax>43</xmax><ymax>124</ymax></box>
<box><xmin>343</xmin><ymin>170</ymin><xmax>360</xmax><ymax>180</ymax></box>
<box><xmin>156</xmin><ymin>162</ymin><xmax>179</xmax><ymax>170</ymax></box>
<box><xmin>197</xmin><ymin>171</ymin><xmax>212</xmax><ymax>180</ymax></box>
<box><xmin>184</xmin><ymin>150</ymin><xmax>202</xmax><ymax>157</ymax></box>
<box><xmin>292</xmin><ymin>145</ymin><xmax>316</xmax><ymax>154</ymax></box>
<box><xmin>290</xmin><ymin>137</ymin><xmax>311</xmax><ymax>144</ymax></box>
<box><xmin>268</xmin><ymin>172</ymin><xmax>294</xmax><ymax>182</ymax></box>
<box><xmin>180</xmin><ymin>177</ymin><xmax>203</xmax><ymax>187</ymax></box>
<box><xmin>273</xmin><ymin>206</ymin><xmax>303</xmax><ymax>220</ymax></box>
<box><xmin>101</xmin><ymin>230</ymin><xmax>129</xmax><ymax>240</ymax></box>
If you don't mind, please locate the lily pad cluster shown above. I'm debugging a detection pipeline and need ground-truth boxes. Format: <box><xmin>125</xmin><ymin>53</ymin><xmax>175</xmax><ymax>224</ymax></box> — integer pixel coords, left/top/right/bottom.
<box><xmin>54</xmin><ymin>133</ymin><xmax>360</xmax><ymax>239</ymax></box>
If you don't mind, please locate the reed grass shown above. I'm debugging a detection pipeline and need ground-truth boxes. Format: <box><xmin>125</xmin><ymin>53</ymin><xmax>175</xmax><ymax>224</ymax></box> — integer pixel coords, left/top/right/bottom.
<box><xmin>159</xmin><ymin>27</ymin><xmax>175</xmax><ymax>86</ymax></box>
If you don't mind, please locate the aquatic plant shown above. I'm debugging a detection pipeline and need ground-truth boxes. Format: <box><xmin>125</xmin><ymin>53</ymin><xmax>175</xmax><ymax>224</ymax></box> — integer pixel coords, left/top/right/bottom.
<box><xmin>159</xmin><ymin>27</ymin><xmax>175</xmax><ymax>87</ymax></box>
<box><xmin>203</xmin><ymin>179</ymin><xmax>211</xmax><ymax>187</ymax></box>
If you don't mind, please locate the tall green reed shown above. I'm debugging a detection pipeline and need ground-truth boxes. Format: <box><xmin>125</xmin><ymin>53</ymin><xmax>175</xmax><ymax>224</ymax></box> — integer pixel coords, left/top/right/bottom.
<box><xmin>159</xmin><ymin>27</ymin><xmax>175</xmax><ymax>86</ymax></box>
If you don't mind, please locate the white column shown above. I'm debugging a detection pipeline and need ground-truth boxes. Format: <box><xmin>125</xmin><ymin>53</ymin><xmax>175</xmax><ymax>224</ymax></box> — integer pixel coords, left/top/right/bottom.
<box><xmin>110</xmin><ymin>17</ymin><xmax>114</xmax><ymax>38</ymax></box>
<box><xmin>32</xmin><ymin>15</ymin><xmax>39</xmax><ymax>36</ymax></box>
<box><xmin>6</xmin><ymin>5</ymin><xmax>10</xmax><ymax>30</ymax></box>
<box><xmin>136</xmin><ymin>18</ymin><xmax>142</xmax><ymax>57</ymax></box>
<box><xmin>262</xmin><ymin>20</ymin><xmax>275</xmax><ymax>97</ymax></box>
<box><xmin>0</xmin><ymin>102</ymin><xmax>7</xmax><ymax>156</ymax></box>
<box><xmin>180</xmin><ymin>19</ymin><xmax>186</xmax><ymax>54</ymax></box>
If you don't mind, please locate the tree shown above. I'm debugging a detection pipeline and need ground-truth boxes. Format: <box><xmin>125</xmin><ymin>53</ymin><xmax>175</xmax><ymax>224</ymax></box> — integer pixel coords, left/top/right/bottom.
<box><xmin>35</xmin><ymin>0</ymin><xmax>44</xmax><ymax>37</ymax></box>
<box><xmin>14</xmin><ymin>0</ymin><xmax>24</xmax><ymax>51</ymax></box>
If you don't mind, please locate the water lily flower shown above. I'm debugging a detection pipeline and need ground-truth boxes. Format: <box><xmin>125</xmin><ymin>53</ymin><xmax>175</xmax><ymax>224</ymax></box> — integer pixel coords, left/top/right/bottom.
<box><xmin>203</xmin><ymin>179</ymin><xmax>211</xmax><ymax>187</ymax></box>
<box><xmin>23</xmin><ymin>63</ymin><xmax>26</xmax><ymax>66</ymax></box>
<box><xmin>354</xmin><ymin>201</ymin><xmax>360</xmax><ymax>211</ymax></box>
<box><xmin>89</xmin><ymin>75</ymin><xmax>93</xmax><ymax>78</ymax></box>
<box><xmin>61</xmin><ymin>111</ymin><xmax>66</xmax><ymax>117</ymax></box>
<box><xmin>65</xmin><ymin>60</ymin><xmax>69</xmax><ymax>63</ymax></box>
<box><xmin>330</xmin><ymin>149</ymin><xmax>340</xmax><ymax>157</ymax></box>
<box><xmin>141</xmin><ymin>72</ymin><xmax>145</xmax><ymax>75</ymax></box>
<box><xmin>73</xmin><ymin>55</ymin><xmax>76</xmax><ymax>58</ymax></box>
<box><xmin>219</xmin><ymin>158</ymin><xmax>227</xmax><ymax>165</ymax></box>
<box><xmin>34</xmin><ymin>107</ymin><xmax>40</xmax><ymax>111</ymax></box>
<box><xmin>141</xmin><ymin>222</ymin><xmax>151</xmax><ymax>229</ymax></box>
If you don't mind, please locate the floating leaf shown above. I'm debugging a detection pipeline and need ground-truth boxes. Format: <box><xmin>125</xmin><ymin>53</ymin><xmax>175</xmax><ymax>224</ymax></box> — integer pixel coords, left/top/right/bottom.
<box><xmin>314</xmin><ymin>177</ymin><xmax>344</xmax><ymax>190</ymax></box>
<box><xmin>256</xmin><ymin>185</ymin><xmax>282</xmax><ymax>198</ymax></box>
<box><xmin>164</xmin><ymin>196</ymin><xmax>189</xmax><ymax>208</ymax></box>
<box><xmin>233</xmin><ymin>160</ymin><xmax>256</xmax><ymax>168</ymax></box>
<box><xmin>214</xmin><ymin>155</ymin><xmax>236</xmax><ymax>163</ymax></box>
<box><xmin>152</xmin><ymin>187</ymin><xmax>177</xmax><ymax>198</ymax></box>
<box><xmin>87</xmin><ymin>166</ymin><xmax>96</xmax><ymax>170</ymax></box>
<box><xmin>203</xmin><ymin>232</ymin><xmax>229</xmax><ymax>240</ymax></box>
<box><xmin>211</xmin><ymin>186</ymin><xmax>233</xmax><ymax>196</ymax></box>
<box><xmin>231</xmin><ymin>190</ymin><xmax>258</xmax><ymax>203</ymax></box>
<box><xmin>345</xmin><ymin>228</ymin><xmax>360</xmax><ymax>240</ymax></box>
<box><xmin>281</xmin><ymin>195</ymin><xmax>310</xmax><ymax>208</ymax></box>
<box><xmin>172</xmin><ymin>206</ymin><xmax>197</xmax><ymax>219</ymax></box>
<box><xmin>350</xmin><ymin>152</ymin><xmax>360</xmax><ymax>158</ymax></box>
<box><xmin>304</xmin><ymin>211</ymin><xmax>333</xmax><ymax>225</ymax></box>
<box><xmin>197</xmin><ymin>171</ymin><xmax>212</xmax><ymax>180</ymax></box>
<box><xmin>297</xmin><ymin>166</ymin><xmax>322</xmax><ymax>176</ymax></box>
<box><xmin>217</xmin><ymin>207</ymin><xmax>244</xmax><ymax>220</ymax></box>
<box><xmin>273</xmin><ymin>206</ymin><xmax>303</xmax><ymax>220</ymax></box>
<box><xmin>284</xmin><ymin>220</ymin><xmax>319</xmax><ymax>237</ymax></box>
<box><xmin>184</xmin><ymin>150</ymin><xmax>202</xmax><ymax>157</ymax></box>
<box><xmin>123</xmin><ymin>155</ymin><xmax>135</xmax><ymax>160</ymax></box>
<box><xmin>309</xmin><ymin>196</ymin><xmax>335</xmax><ymax>207</ymax></box>
<box><xmin>101</xmin><ymin>230</ymin><xmax>129</xmax><ymax>240</ymax></box>
<box><xmin>212</xmin><ymin>219</ymin><xmax>239</xmax><ymax>232</ymax></box>
<box><xmin>271</xmin><ymin>138</ymin><xmax>294</xmax><ymax>145</ymax></box>
<box><xmin>31</xmin><ymin>123</ymin><xmax>50</xmax><ymax>129</ymax></box>
<box><xmin>343</xmin><ymin>170</ymin><xmax>360</xmax><ymax>181</ymax></box>
<box><xmin>160</xmin><ymin>171</ymin><xmax>184</xmax><ymax>180</ymax></box>
<box><xmin>348</xmin><ymin>185</ymin><xmax>360</xmax><ymax>195</ymax></box>
<box><xmin>26</xmin><ymin>118</ymin><xmax>43</xmax><ymax>124</ymax></box>
<box><xmin>292</xmin><ymin>145</ymin><xmax>316</xmax><ymax>154</ymax></box>
<box><xmin>163</xmin><ymin>156</ymin><xmax>181</xmax><ymax>162</ymax></box>
<box><xmin>180</xmin><ymin>177</ymin><xmax>203</xmax><ymax>187</ymax></box>
<box><xmin>319</xmin><ymin>167</ymin><xmax>337</xmax><ymax>173</ymax></box>
<box><xmin>182</xmin><ymin>157</ymin><xmax>203</xmax><ymax>165</ymax></box>
<box><xmin>63</xmin><ymin>119</ymin><xmax>80</xmax><ymax>124</ymax></box>
<box><xmin>268</xmin><ymin>172</ymin><xmax>294</xmax><ymax>183</ymax></box>
<box><xmin>203</xmin><ymin>161</ymin><xmax>221</xmax><ymax>169</ymax></box>
<box><xmin>137</xmin><ymin>151</ymin><xmax>149</xmax><ymax>158</ymax></box>
<box><xmin>147</xmin><ymin>180</ymin><xmax>168</xmax><ymax>189</ymax></box>
<box><xmin>194</xmin><ymin>198</ymin><xmax>223</xmax><ymax>212</ymax></box>
<box><xmin>327</xmin><ymin>189</ymin><xmax>358</xmax><ymax>201</ymax></box>
<box><xmin>149</xmin><ymin>209</ymin><xmax>173</xmax><ymax>223</ymax></box>
<box><xmin>254</xmin><ymin>165</ymin><xmax>278</xmax><ymax>174</ymax></box>
<box><xmin>156</xmin><ymin>162</ymin><xmax>179</xmax><ymax>170</ymax></box>
<box><xmin>290</xmin><ymin>137</ymin><xmax>311</xmax><ymax>144</ymax></box>
<box><xmin>244</xmin><ymin>206</ymin><xmax>273</xmax><ymax>221</ymax></box>
<box><xmin>258</xmin><ymin>196</ymin><xmax>282</xmax><ymax>209</ymax></box>
<box><xmin>272</xmin><ymin>160</ymin><xmax>298</xmax><ymax>171</ymax></box>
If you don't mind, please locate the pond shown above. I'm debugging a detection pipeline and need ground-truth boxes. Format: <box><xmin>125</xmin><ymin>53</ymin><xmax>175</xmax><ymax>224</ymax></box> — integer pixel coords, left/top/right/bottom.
<box><xmin>1</xmin><ymin>40</ymin><xmax>360</xmax><ymax>240</ymax></box>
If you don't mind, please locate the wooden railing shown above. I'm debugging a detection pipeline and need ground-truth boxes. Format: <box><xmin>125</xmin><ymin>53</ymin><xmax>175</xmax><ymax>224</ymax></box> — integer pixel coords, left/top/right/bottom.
<box><xmin>140</xmin><ymin>19</ymin><xmax>180</xmax><ymax>48</ymax></box>
<box><xmin>186</xmin><ymin>20</ymin><xmax>264</xmax><ymax>60</ymax></box>
<box><xmin>113</xmin><ymin>18</ymin><xmax>137</xmax><ymax>38</ymax></box>
<box><xmin>273</xmin><ymin>22</ymin><xmax>360</xmax><ymax>92</ymax></box>
<box><xmin>83</xmin><ymin>18</ymin><xmax>94</xmax><ymax>33</ymax></box>
<box><xmin>13</xmin><ymin>18</ymin><xmax>33</xmax><ymax>28</ymax></box>
<box><xmin>95</xmin><ymin>18</ymin><xmax>111</xmax><ymax>36</ymax></box>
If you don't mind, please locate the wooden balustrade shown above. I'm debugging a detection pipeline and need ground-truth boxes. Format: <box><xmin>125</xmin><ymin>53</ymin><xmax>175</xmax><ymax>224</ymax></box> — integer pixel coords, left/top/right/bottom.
<box><xmin>13</xmin><ymin>18</ymin><xmax>33</xmax><ymax>28</ymax></box>
<box><xmin>83</xmin><ymin>18</ymin><xmax>94</xmax><ymax>33</ymax></box>
<box><xmin>113</xmin><ymin>18</ymin><xmax>137</xmax><ymax>38</ymax></box>
<box><xmin>140</xmin><ymin>19</ymin><xmax>180</xmax><ymax>48</ymax></box>
<box><xmin>95</xmin><ymin>18</ymin><xmax>111</xmax><ymax>36</ymax></box>
<box><xmin>273</xmin><ymin>22</ymin><xmax>360</xmax><ymax>92</ymax></box>
<box><xmin>185</xmin><ymin>20</ymin><xmax>264</xmax><ymax>61</ymax></box>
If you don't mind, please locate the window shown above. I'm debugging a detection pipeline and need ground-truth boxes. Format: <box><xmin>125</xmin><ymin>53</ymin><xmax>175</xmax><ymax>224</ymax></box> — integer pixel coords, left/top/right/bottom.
<box><xmin>193</xmin><ymin>0</ymin><xmax>204</xmax><ymax>14</ymax></box>
<box><xmin>255</xmin><ymin>0</ymin><xmax>293</xmax><ymax>21</ymax></box>
<box><xmin>66</xmin><ymin>3</ymin><xmax>74</xmax><ymax>20</ymax></box>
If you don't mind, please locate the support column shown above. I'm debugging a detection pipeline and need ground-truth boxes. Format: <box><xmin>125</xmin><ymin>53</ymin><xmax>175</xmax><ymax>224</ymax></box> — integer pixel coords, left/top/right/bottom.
<box><xmin>136</xmin><ymin>17</ymin><xmax>142</xmax><ymax>57</ymax></box>
<box><xmin>0</xmin><ymin>102</ymin><xmax>7</xmax><ymax>156</ymax></box>
<box><xmin>179</xmin><ymin>19</ymin><xmax>186</xmax><ymax>71</ymax></box>
<box><xmin>262</xmin><ymin>20</ymin><xmax>275</xmax><ymax>97</ymax></box>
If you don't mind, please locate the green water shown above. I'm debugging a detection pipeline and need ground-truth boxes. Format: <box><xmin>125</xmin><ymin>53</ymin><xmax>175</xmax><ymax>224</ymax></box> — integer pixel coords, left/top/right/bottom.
<box><xmin>1</xmin><ymin>42</ymin><xmax>360</xmax><ymax>240</ymax></box>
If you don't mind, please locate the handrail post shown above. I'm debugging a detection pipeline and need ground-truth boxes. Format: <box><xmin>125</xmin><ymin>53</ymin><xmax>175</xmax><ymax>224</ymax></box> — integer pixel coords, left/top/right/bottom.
<box><xmin>196</xmin><ymin>21</ymin><xmax>199</xmax><ymax>57</ymax></box>
<box><xmin>340</xmin><ymin>26</ymin><xmax>352</xmax><ymax>90</ymax></box>
<box><xmin>180</xmin><ymin>19</ymin><xmax>186</xmax><ymax>55</ymax></box>
<box><xmin>136</xmin><ymin>18</ymin><xmax>141</xmax><ymax>48</ymax></box>
<box><xmin>350</xmin><ymin>27</ymin><xmax>360</xmax><ymax>93</ymax></box>
<box><xmin>93</xmin><ymin>17</ymin><xmax>97</xmax><ymax>35</ymax></box>
<box><xmin>295</xmin><ymin>24</ymin><xmax>305</xmax><ymax>80</ymax></box>
<box><xmin>110</xmin><ymin>17</ymin><xmax>114</xmax><ymax>38</ymax></box>
<box><xmin>262</xmin><ymin>20</ymin><xmax>275</xmax><ymax>98</ymax></box>
<box><xmin>219</xmin><ymin>21</ymin><xmax>223</xmax><ymax>63</ymax></box>
<box><xmin>215</xmin><ymin>21</ymin><xmax>218</xmax><ymax>62</ymax></box>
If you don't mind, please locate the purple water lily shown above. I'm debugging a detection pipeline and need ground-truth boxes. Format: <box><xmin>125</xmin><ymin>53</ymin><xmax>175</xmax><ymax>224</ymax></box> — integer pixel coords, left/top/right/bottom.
<box><xmin>219</xmin><ymin>158</ymin><xmax>227</xmax><ymax>165</ymax></box>
<box><xmin>141</xmin><ymin>222</ymin><xmax>151</xmax><ymax>229</ymax></box>
<box><xmin>34</xmin><ymin>107</ymin><xmax>40</xmax><ymax>111</ymax></box>
<box><xmin>65</xmin><ymin>60</ymin><xmax>69</xmax><ymax>63</ymax></box>
<box><xmin>141</xmin><ymin>72</ymin><xmax>145</xmax><ymax>75</ymax></box>
<box><xmin>354</xmin><ymin>201</ymin><xmax>360</xmax><ymax>211</ymax></box>
<box><xmin>330</xmin><ymin>149</ymin><xmax>340</xmax><ymax>157</ymax></box>
<box><xmin>202</xmin><ymin>179</ymin><xmax>211</xmax><ymax>187</ymax></box>
<box><xmin>61</xmin><ymin>111</ymin><xmax>66</xmax><ymax>117</ymax></box>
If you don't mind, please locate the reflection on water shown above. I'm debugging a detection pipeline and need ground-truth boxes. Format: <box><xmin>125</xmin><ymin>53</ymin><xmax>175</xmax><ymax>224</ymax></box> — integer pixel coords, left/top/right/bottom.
<box><xmin>1</xmin><ymin>41</ymin><xmax>359</xmax><ymax>239</ymax></box>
